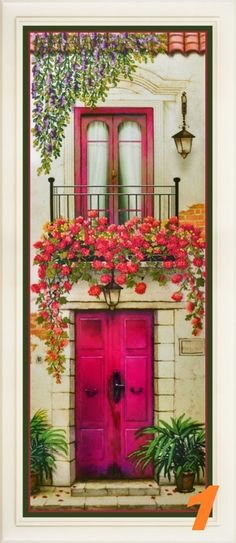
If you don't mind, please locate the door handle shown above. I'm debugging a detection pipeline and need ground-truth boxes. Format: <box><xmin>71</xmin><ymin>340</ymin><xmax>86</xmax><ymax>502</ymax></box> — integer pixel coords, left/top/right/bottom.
<box><xmin>84</xmin><ymin>388</ymin><xmax>98</xmax><ymax>397</ymax></box>
<box><xmin>130</xmin><ymin>387</ymin><xmax>143</xmax><ymax>394</ymax></box>
<box><xmin>113</xmin><ymin>371</ymin><xmax>125</xmax><ymax>403</ymax></box>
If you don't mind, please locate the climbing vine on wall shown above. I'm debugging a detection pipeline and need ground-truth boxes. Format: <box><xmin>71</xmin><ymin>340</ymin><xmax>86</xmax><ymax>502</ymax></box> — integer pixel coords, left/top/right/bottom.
<box><xmin>31</xmin><ymin>31</ymin><xmax>167</xmax><ymax>175</ymax></box>
<box><xmin>31</xmin><ymin>214</ymin><xmax>205</xmax><ymax>383</ymax></box>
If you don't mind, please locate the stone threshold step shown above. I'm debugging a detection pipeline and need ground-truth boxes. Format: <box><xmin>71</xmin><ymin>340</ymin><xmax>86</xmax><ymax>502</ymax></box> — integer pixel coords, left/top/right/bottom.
<box><xmin>71</xmin><ymin>479</ymin><xmax>160</xmax><ymax>497</ymax></box>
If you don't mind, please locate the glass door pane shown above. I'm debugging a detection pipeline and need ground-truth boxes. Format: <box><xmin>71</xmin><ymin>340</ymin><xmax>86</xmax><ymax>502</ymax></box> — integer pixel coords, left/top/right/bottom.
<box><xmin>118</xmin><ymin>121</ymin><xmax>142</xmax><ymax>223</ymax></box>
<box><xmin>87</xmin><ymin>121</ymin><xmax>109</xmax><ymax>216</ymax></box>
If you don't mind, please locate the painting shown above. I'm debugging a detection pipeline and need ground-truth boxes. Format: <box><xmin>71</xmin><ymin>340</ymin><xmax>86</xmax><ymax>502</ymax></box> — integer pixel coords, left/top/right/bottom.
<box><xmin>26</xmin><ymin>26</ymin><xmax>211</xmax><ymax>517</ymax></box>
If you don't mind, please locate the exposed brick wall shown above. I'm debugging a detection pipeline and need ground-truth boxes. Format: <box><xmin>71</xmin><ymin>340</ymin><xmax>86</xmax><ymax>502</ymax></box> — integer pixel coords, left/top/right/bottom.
<box><xmin>179</xmin><ymin>203</ymin><xmax>205</xmax><ymax>237</ymax></box>
<box><xmin>30</xmin><ymin>313</ymin><xmax>48</xmax><ymax>341</ymax></box>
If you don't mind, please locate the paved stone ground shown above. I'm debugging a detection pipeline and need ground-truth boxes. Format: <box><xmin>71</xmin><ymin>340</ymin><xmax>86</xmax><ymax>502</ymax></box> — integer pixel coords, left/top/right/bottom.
<box><xmin>30</xmin><ymin>484</ymin><xmax>203</xmax><ymax>512</ymax></box>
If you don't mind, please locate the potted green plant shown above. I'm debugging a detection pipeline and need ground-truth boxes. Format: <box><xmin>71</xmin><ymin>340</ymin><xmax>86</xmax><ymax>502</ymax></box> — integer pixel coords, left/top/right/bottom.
<box><xmin>129</xmin><ymin>414</ymin><xmax>205</xmax><ymax>493</ymax></box>
<box><xmin>30</xmin><ymin>409</ymin><xmax>68</xmax><ymax>494</ymax></box>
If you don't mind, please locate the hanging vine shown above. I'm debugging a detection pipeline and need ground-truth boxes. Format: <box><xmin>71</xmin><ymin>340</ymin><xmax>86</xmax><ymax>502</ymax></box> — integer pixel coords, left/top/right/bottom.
<box><xmin>31</xmin><ymin>214</ymin><xmax>205</xmax><ymax>383</ymax></box>
<box><xmin>31</xmin><ymin>31</ymin><xmax>167</xmax><ymax>175</ymax></box>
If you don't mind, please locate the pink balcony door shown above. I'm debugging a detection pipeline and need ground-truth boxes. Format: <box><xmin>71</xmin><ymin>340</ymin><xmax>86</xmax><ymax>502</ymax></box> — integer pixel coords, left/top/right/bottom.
<box><xmin>74</xmin><ymin>107</ymin><xmax>154</xmax><ymax>223</ymax></box>
<box><xmin>75</xmin><ymin>310</ymin><xmax>153</xmax><ymax>479</ymax></box>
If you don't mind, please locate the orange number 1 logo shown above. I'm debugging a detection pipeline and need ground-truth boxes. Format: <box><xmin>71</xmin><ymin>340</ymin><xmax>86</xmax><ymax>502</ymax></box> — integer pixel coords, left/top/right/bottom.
<box><xmin>187</xmin><ymin>485</ymin><xmax>219</xmax><ymax>530</ymax></box>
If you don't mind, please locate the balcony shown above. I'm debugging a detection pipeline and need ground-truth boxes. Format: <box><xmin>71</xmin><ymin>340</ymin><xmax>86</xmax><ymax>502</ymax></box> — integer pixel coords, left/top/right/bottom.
<box><xmin>48</xmin><ymin>178</ymin><xmax>180</xmax><ymax>223</ymax></box>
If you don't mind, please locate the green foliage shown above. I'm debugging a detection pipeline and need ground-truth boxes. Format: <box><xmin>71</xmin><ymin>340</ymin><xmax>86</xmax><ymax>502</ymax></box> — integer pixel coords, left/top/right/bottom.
<box><xmin>129</xmin><ymin>414</ymin><xmax>205</xmax><ymax>483</ymax></box>
<box><xmin>32</xmin><ymin>32</ymin><xmax>167</xmax><ymax>175</ymax></box>
<box><xmin>30</xmin><ymin>409</ymin><xmax>68</xmax><ymax>484</ymax></box>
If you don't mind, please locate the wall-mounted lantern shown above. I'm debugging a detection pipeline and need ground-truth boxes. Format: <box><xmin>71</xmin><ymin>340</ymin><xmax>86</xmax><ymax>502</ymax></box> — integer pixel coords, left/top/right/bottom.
<box><xmin>172</xmin><ymin>92</ymin><xmax>195</xmax><ymax>159</ymax></box>
<box><xmin>102</xmin><ymin>270</ymin><xmax>123</xmax><ymax>310</ymax></box>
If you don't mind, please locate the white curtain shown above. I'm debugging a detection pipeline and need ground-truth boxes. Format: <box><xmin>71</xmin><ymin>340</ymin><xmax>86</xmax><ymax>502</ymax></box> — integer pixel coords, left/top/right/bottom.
<box><xmin>87</xmin><ymin>121</ymin><xmax>108</xmax><ymax>214</ymax></box>
<box><xmin>87</xmin><ymin>120</ymin><xmax>142</xmax><ymax>222</ymax></box>
<box><xmin>118</xmin><ymin>121</ymin><xmax>142</xmax><ymax>222</ymax></box>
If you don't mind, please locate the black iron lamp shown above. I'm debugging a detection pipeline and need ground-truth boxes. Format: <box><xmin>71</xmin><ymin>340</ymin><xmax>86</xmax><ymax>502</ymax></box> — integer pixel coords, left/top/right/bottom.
<box><xmin>102</xmin><ymin>270</ymin><xmax>123</xmax><ymax>310</ymax></box>
<box><xmin>172</xmin><ymin>92</ymin><xmax>195</xmax><ymax>159</ymax></box>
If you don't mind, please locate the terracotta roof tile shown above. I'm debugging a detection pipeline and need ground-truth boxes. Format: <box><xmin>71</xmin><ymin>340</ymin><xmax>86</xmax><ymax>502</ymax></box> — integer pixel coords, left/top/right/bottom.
<box><xmin>168</xmin><ymin>32</ymin><xmax>206</xmax><ymax>55</ymax></box>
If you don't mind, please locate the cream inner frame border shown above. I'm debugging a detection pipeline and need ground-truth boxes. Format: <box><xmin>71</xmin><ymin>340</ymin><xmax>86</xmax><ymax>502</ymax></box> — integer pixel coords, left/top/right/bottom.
<box><xmin>1</xmin><ymin>1</ymin><xmax>235</xmax><ymax>542</ymax></box>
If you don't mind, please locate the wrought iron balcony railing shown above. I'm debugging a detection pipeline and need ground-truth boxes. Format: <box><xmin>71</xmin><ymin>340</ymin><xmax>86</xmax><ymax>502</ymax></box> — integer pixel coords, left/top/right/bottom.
<box><xmin>48</xmin><ymin>177</ymin><xmax>181</xmax><ymax>223</ymax></box>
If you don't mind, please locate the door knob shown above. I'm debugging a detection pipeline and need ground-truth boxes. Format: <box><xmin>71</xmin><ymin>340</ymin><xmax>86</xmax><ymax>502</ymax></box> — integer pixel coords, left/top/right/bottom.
<box><xmin>113</xmin><ymin>371</ymin><xmax>125</xmax><ymax>403</ymax></box>
<box><xmin>84</xmin><ymin>388</ymin><xmax>98</xmax><ymax>397</ymax></box>
<box><xmin>130</xmin><ymin>387</ymin><xmax>143</xmax><ymax>394</ymax></box>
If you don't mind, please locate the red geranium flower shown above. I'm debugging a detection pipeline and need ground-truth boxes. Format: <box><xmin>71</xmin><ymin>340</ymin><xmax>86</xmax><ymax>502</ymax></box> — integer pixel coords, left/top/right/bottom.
<box><xmin>135</xmin><ymin>282</ymin><xmax>147</xmax><ymax>294</ymax></box>
<box><xmin>88</xmin><ymin>285</ymin><xmax>102</xmax><ymax>297</ymax></box>
<box><xmin>100</xmin><ymin>274</ymin><xmax>112</xmax><ymax>284</ymax></box>
<box><xmin>72</xmin><ymin>241</ymin><xmax>80</xmax><ymax>251</ymax></box>
<box><xmin>98</xmin><ymin>216</ymin><xmax>108</xmax><ymax>226</ymax></box>
<box><xmin>168</xmin><ymin>216</ymin><xmax>179</xmax><ymax>225</ymax></box>
<box><xmin>171</xmin><ymin>273</ymin><xmax>183</xmax><ymax>284</ymax></box>
<box><xmin>81</xmin><ymin>248</ymin><xmax>90</xmax><ymax>257</ymax></box>
<box><xmin>31</xmin><ymin>214</ymin><xmax>205</xmax><ymax>381</ymax></box>
<box><xmin>156</xmin><ymin>234</ymin><xmax>166</xmax><ymax>245</ymax></box>
<box><xmin>179</xmin><ymin>239</ymin><xmax>189</xmax><ymax>248</ymax></box>
<box><xmin>59</xmin><ymin>339</ymin><xmax>69</xmax><ymax>348</ymax></box>
<box><xmin>38</xmin><ymin>281</ymin><xmax>47</xmax><ymax>290</ymax></box>
<box><xmin>171</xmin><ymin>291</ymin><xmax>183</xmax><ymax>302</ymax></box>
<box><xmin>38</xmin><ymin>265</ymin><xmax>46</xmax><ymax>279</ymax></box>
<box><xmin>31</xmin><ymin>283</ymin><xmax>41</xmax><ymax>293</ymax></box>
<box><xmin>193</xmin><ymin>327</ymin><xmax>201</xmax><ymax>336</ymax></box>
<box><xmin>186</xmin><ymin>301</ymin><xmax>195</xmax><ymax>313</ymax></box>
<box><xmin>33</xmin><ymin>240</ymin><xmax>43</xmax><ymax>249</ymax></box>
<box><xmin>163</xmin><ymin>260</ymin><xmax>174</xmax><ymax>269</ymax></box>
<box><xmin>63</xmin><ymin>281</ymin><xmax>72</xmax><ymax>292</ymax></box>
<box><xmin>116</xmin><ymin>262</ymin><xmax>128</xmax><ymax>273</ymax></box>
<box><xmin>127</xmin><ymin>262</ymin><xmax>138</xmax><ymax>273</ymax></box>
<box><xmin>193</xmin><ymin>257</ymin><xmax>203</xmax><ymax>267</ymax></box>
<box><xmin>116</xmin><ymin>274</ymin><xmax>126</xmax><ymax>285</ymax></box>
<box><xmin>92</xmin><ymin>260</ymin><xmax>103</xmax><ymax>271</ymax></box>
<box><xmin>176</xmin><ymin>258</ymin><xmax>188</xmax><ymax>269</ymax></box>
<box><xmin>191</xmin><ymin>317</ymin><xmax>201</xmax><ymax>327</ymax></box>
<box><xmin>88</xmin><ymin>210</ymin><xmax>98</xmax><ymax>218</ymax></box>
<box><xmin>61</xmin><ymin>265</ymin><xmax>70</xmax><ymax>276</ymax></box>
<box><xmin>40</xmin><ymin>310</ymin><xmax>49</xmax><ymax>320</ymax></box>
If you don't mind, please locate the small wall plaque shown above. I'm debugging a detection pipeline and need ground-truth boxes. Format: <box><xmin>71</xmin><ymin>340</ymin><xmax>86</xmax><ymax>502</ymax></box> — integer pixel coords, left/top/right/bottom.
<box><xmin>179</xmin><ymin>338</ymin><xmax>205</xmax><ymax>356</ymax></box>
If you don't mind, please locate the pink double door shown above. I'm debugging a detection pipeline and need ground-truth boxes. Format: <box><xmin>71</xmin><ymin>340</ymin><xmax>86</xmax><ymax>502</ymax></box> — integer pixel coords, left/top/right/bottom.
<box><xmin>75</xmin><ymin>310</ymin><xmax>153</xmax><ymax>479</ymax></box>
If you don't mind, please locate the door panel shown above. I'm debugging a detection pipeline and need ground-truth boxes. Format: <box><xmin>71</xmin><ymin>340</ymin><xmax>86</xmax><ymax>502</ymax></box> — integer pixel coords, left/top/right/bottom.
<box><xmin>79</xmin><ymin>318</ymin><xmax>104</xmax><ymax>349</ymax></box>
<box><xmin>75</xmin><ymin>311</ymin><xmax>153</xmax><ymax>479</ymax></box>
<box><xmin>80</xmin><ymin>429</ymin><xmax>105</xmax><ymax>460</ymax></box>
<box><xmin>125</xmin><ymin>356</ymin><xmax>148</xmax><ymax>421</ymax></box>
<box><xmin>125</xmin><ymin>318</ymin><xmax>148</xmax><ymax>349</ymax></box>
<box><xmin>120</xmin><ymin>313</ymin><xmax>153</xmax><ymax>476</ymax></box>
<box><xmin>79</xmin><ymin>356</ymin><xmax>105</xmax><ymax>423</ymax></box>
<box><xmin>75</xmin><ymin>314</ymin><xmax>108</xmax><ymax>476</ymax></box>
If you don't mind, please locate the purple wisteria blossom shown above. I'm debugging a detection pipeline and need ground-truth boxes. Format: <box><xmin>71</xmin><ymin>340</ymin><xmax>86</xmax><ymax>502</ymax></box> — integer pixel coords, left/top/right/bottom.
<box><xmin>34</xmin><ymin>102</ymin><xmax>43</xmax><ymax>114</ymax></box>
<box><xmin>34</xmin><ymin>124</ymin><xmax>42</xmax><ymax>134</ymax></box>
<box><xmin>31</xmin><ymin>31</ymin><xmax>167</xmax><ymax>175</ymax></box>
<box><xmin>31</xmin><ymin>82</ymin><xmax>38</xmax><ymax>98</ymax></box>
<box><xmin>56</xmin><ymin>54</ymin><xmax>64</xmax><ymax>65</ymax></box>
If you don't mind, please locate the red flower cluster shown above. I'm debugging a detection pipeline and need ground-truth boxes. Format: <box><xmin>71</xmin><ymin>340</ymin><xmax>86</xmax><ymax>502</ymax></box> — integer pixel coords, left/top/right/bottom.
<box><xmin>31</xmin><ymin>213</ymin><xmax>205</xmax><ymax>381</ymax></box>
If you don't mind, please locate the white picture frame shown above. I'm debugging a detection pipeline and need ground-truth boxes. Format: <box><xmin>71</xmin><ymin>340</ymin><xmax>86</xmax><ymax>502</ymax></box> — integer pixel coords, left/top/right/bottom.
<box><xmin>1</xmin><ymin>1</ymin><xmax>235</xmax><ymax>542</ymax></box>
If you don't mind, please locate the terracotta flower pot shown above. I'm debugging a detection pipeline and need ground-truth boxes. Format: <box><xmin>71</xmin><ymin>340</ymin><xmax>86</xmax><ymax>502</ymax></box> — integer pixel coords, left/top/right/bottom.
<box><xmin>175</xmin><ymin>472</ymin><xmax>195</xmax><ymax>493</ymax></box>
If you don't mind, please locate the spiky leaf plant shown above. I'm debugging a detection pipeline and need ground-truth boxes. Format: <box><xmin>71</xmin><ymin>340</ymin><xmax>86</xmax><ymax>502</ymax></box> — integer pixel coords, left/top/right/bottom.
<box><xmin>129</xmin><ymin>414</ymin><xmax>205</xmax><ymax>483</ymax></box>
<box><xmin>30</xmin><ymin>409</ymin><xmax>68</xmax><ymax>484</ymax></box>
